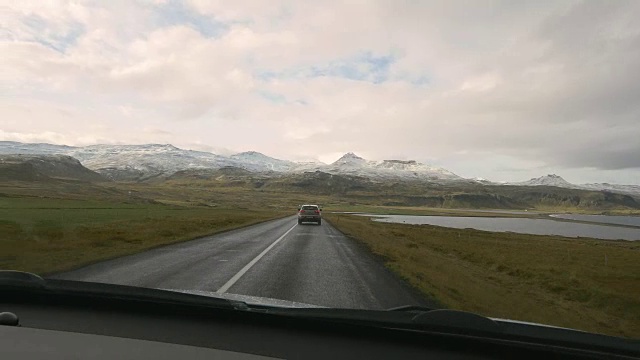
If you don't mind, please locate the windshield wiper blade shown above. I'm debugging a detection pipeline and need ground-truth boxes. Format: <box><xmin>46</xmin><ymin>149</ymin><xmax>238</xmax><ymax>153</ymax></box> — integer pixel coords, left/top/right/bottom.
<box><xmin>0</xmin><ymin>270</ymin><xmax>247</xmax><ymax>311</ymax></box>
<box><xmin>389</xmin><ymin>304</ymin><xmax>640</xmax><ymax>356</ymax></box>
<box><xmin>387</xmin><ymin>305</ymin><xmax>436</xmax><ymax>312</ymax></box>
<box><xmin>0</xmin><ymin>270</ymin><xmax>47</xmax><ymax>289</ymax></box>
<box><xmin>263</xmin><ymin>306</ymin><xmax>639</xmax><ymax>357</ymax></box>
<box><xmin>388</xmin><ymin>305</ymin><xmax>504</xmax><ymax>333</ymax></box>
<box><xmin>265</xmin><ymin>306</ymin><xmax>503</xmax><ymax>334</ymax></box>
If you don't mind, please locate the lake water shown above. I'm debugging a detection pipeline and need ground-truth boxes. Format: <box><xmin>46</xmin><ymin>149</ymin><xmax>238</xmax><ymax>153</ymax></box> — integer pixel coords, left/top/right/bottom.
<box><xmin>451</xmin><ymin>209</ymin><xmax>538</xmax><ymax>215</ymax></box>
<box><xmin>362</xmin><ymin>215</ymin><xmax>640</xmax><ymax>241</ymax></box>
<box><xmin>550</xmin><ymin>214</ymin><xmax>640</xmax><ymax>227</ymax></box>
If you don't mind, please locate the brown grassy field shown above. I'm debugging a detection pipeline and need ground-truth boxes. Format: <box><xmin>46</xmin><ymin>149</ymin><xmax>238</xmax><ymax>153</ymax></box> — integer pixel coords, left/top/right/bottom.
<box><xmin>324</xmin><ymin>213</ymin><xmax>640</xmax><ymax>338</ymax></box>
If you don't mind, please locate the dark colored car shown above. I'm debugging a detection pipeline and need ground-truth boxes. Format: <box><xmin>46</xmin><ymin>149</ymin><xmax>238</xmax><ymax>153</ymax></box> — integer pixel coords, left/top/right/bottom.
<box><xmin>298</xmin><ymin>204</ymin><xmax>322</xmax><ymax>225</ymax></box>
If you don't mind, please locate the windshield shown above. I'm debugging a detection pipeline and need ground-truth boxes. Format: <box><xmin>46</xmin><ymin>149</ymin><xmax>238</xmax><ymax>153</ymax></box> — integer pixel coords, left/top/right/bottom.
<box><xmin>2</xmin><ymin>1</ymin><xmax>639</xmax><ymax>340</ymax></box>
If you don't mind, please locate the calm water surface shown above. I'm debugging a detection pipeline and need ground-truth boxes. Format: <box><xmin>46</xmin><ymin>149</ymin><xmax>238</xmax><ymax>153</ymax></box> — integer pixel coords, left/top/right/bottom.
<box><xmin>361</xmin><ymin>215</ymin><xmax>640</xmax><ymax>241</ymax></box>
<box><xmin>550</xmin><ymin>214</ymin><xmax>640</xmax><ymax>227</ymax></box>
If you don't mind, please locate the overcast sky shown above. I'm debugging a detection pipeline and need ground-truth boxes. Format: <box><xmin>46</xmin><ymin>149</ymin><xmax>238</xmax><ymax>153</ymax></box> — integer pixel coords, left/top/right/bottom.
<box><xmin>3</xmin><ymin>1</ymin><xmax>640</xmax><ymax>184</ymax></box>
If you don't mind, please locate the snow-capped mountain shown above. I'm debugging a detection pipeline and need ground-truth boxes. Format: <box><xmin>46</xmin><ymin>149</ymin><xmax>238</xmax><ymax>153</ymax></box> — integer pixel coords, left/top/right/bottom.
<box><xmin>0</xmin><ymin>141</ymin><xmax>289</xmax><ymax>180</ymax></box>
<box><xmin>2</xmin><ymin>142</ymin><xmax>637</xmax><ymax>196</ymax></box>
<box><xmin>0</xmin><ymin>142</ymin><xmax>462</xmax><ymax>182</ymax></box>
<box><xmin>67</xmin><ymin>144</ymin><xmax>231</xmax><ymax>179</ymax></box>
<box><xmin>471</xmin><ymin>177</ymin><xmax>495</xmax><ymax>185</ymax></box>
<box><xmin>292</xmin><ymin>152</ymin><xmax>462</xmax><ymax>181</ymax></box>
<box><xmin>512</xmin><ymin>174</ymin><xmax>575</xmax><ymax>188</ymax></box>
<box><xmin>330</xmin><ymin>152</ymin><xmax>370</xmax><ymax>167</ymax></box>
<box><xmin>230</xmin><ymin>151</ymin><xmax>295</xmax><ymax>172</ymax></box>
<box><xmin>374</xmin><ymin>159</ymin><xmax>460</xmax><ymax>179</ymax></box>
<box><xmin>579</xmin><ymin>183</ymin><xmax>640</xmax><ymax>197</ymax></box>
<box><xmin>506</xmin><ymin>174</ymin><xmax>640</xmax><ymax>197</ymax></box>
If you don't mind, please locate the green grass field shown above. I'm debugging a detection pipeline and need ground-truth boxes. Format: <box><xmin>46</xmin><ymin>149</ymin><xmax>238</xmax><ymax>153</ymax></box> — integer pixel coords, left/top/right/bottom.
<box><xmin>324</xmin><ymin>213</ymin><xmax>640</xmax><ymax>338</ymax></box>
<box><xmin>1</xmin><ymin>196</ymin><xmax>289</xmax><ymax>274</ymax></box>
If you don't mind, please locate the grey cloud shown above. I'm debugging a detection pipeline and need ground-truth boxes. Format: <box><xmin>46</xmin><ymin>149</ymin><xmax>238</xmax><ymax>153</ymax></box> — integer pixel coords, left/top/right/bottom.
<box><xmin>557</xmin><ymin>149</ymin><xmax>640</xmax><ymax>170</ymax></box>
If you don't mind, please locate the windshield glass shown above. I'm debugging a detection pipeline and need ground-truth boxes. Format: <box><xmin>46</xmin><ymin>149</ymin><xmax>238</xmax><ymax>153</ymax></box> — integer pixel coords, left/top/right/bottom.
<box><xmin>2</xmin><ymin>1</ymin><xmax>639</xmax><ymax>340</ymax></box>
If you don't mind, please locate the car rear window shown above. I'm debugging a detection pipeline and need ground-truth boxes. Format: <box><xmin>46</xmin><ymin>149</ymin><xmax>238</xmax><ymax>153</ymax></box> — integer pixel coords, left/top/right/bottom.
<box><xmin>302</xmin><ymin>206</ymin><xmax>318</xmax><ymax>210</ymax></box>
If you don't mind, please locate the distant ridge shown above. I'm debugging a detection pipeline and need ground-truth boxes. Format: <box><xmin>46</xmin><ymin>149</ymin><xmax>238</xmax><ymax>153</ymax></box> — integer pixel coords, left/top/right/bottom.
<box><xmin>0</xmin><ymin>141</ymin><xmax>638</xmax><ymax>197</ymax></box>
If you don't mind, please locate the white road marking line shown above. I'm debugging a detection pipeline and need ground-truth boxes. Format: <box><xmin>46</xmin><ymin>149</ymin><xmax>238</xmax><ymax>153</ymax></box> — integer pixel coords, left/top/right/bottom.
<box><xmin>216</xmin><ymin>223</ymin><xmax>297</xmax><ymax>294</ymax></box>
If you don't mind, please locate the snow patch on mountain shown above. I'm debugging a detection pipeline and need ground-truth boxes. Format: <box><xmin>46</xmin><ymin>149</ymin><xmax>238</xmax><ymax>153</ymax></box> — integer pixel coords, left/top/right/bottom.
<box><xmin>507</xmin><ymin>174</ymin><xmax>640</xmax><ymax>197</ymax></box>
<box><xmin>292</xmin><ymin>152</ymin><xmax>462</xmax><ymax>181</ymax></box>
<box><xmin>291</xmin><ymin>161</ymin><xmax>328</xmax><ymax>172</ymax></box>
<box><xmin>331</xmin><ymin>152</ymin><xmax>370</xmax><ymax>167</ymax></box>
<box><xmin>471</xmin><ymin>177</ymin><xmax>495</xmax><ymax>184</ymax></box>
<box><xmin>69</xmin><ymin>144</ymin><xmax>231</xmax><ymax>178</ymax></box>
<box><xmin>230</xmin><ymin>151</ymin><xmax>295</xmax><ymax>172</ymax></box>
<box><xmin>579</xmin><ymin>183</ymin><xmax>640</xmax><ymax>197</ymax></box>
<box><xmin>512</xmin><ymin>174</ymin><xmax>575</xmax><ymax>187</ymax></box>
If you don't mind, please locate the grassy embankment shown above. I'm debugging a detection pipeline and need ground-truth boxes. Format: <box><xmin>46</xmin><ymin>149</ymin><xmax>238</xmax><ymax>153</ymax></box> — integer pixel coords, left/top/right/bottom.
<box><xmin>324</xmin><ymin>213</ymin><xmax>640</xmax><ymax>338</ymax></box>
<box><xmin>1</xmin><ymin>196</ymin><xmax>289</xmax><ymax>274</ymax></box>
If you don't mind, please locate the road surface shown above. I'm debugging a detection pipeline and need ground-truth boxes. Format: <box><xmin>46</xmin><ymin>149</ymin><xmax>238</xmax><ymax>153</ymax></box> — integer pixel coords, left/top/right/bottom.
<box><xmin>53</xmin><ymin>216</ymin><xmax>431</xmax><ymax>309</ymax></box>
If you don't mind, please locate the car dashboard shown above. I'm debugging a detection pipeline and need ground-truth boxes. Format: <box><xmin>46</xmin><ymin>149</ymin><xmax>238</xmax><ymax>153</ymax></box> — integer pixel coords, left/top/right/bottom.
<box><xmin>1</xmin><ymin>276</ymin><xmax>638</xmax><ymax>360</ymax></box>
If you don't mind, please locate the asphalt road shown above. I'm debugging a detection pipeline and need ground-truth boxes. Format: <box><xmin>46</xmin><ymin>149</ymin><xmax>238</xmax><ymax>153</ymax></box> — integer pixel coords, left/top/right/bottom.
<box><xmin>53</xmin><ymin>216</ymin><xmax>431</xmax><ymax>309</ymax></box>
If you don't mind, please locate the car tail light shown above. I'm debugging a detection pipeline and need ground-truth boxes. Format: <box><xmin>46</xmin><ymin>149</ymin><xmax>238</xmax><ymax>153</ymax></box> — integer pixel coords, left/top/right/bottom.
<box><xmin>314</xmin><ymin>210</ymin><xmax>320</xmax><ymax>214</ymax></box>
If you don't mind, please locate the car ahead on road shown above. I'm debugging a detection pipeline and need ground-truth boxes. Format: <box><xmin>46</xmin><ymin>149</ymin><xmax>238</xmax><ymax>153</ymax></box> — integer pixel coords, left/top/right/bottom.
<box><xmin>298</xmin><ymin>204</ymin><xmax>322</xmax><ymax>225</ymax></box>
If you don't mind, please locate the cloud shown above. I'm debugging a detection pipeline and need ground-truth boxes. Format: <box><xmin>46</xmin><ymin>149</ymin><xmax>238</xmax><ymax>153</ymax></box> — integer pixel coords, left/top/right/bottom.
<box><xmin>2</xmin><ymin>0</ymin><xmax>640</xmax><ymax>183</ymax></box>
<box><xmin>0</xmin><ymin>130</ymin><xmax>70</xmax><ymax>145</ymax></box>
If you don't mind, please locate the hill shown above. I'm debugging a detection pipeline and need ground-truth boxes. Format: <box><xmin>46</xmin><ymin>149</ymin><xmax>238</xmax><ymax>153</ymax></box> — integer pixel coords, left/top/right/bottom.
<box><xmin>0</xmin><ymin>154</ymin><xmax>107</xmax><ymax>182</ymax></box>
<box><xmin>163</xmin><ymin>167</ymin><xmax>640</xmax><ymax>210</ymax></box>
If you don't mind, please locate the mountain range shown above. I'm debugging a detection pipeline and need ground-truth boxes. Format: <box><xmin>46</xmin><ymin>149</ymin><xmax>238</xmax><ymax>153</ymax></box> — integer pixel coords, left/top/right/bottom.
<box><xmin>0</xmin><ymin>141</ymin><xmax>461</xmax><ymax>182</ymax></box>
<box><xmin>1</xmin><ymin>141</ymin><xmax>638</xmax><ymax>197</ymax></box>
<box><xmin>508</xmin><ymin>174</ymin><xmax>640</xmax><ymax>197</ymax></box>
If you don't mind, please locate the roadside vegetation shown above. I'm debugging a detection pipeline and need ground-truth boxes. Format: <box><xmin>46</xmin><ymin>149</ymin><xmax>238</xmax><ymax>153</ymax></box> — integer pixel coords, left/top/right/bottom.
<box><xmin>324</xmin><ymin>213</ymin><xmax>640</xmax><ymax>339</ymax></box>
<box><xmin>1</xmin><ymin>196</ymin><xmax>289</xmax><ymax>275</ymax></box>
